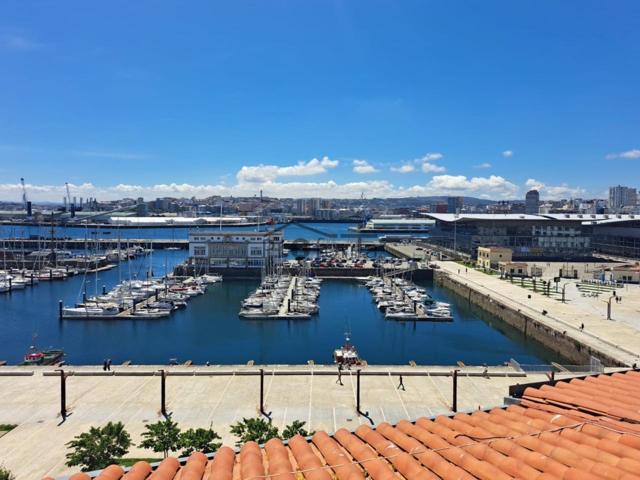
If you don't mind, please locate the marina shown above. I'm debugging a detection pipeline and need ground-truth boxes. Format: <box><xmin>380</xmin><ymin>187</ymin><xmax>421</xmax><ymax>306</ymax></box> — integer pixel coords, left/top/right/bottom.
<box><xmin>239</xmin><ymin>273</ymin><xmax>320</xmax><ymax>319</ymax></box>
<box><xmin>0</xmin><ymin>246</ymin><xmax>562</xmax><ymax>366</ymax></box>
<box><xmin>362</xmin><ymin>275</ymin><xmax>453</xmax><ymax>321</ymax></box>
<box><xmin>59</xmin><ymin>274</ymin><xmax>222</xmax><ymax>319</ymax></box>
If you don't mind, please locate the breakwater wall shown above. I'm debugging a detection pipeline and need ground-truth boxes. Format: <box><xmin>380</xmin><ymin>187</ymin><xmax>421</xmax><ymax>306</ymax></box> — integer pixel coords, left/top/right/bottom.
<box><xmin>175</xmin><ymin>264</ymin><xmax>434</xmax><ymax>280</ymax></box>
<box><xmin>435</xmin><ymin>271</ymin><xmax>627</xmax><ymax>366</ymax></box>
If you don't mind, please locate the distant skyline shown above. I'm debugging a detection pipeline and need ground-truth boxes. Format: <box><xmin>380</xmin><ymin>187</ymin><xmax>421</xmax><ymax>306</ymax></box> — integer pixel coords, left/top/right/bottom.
<box><xmin>1</xmin><ymin>1</ymin><xmax>639</xmax><ymax>201</ymax></box>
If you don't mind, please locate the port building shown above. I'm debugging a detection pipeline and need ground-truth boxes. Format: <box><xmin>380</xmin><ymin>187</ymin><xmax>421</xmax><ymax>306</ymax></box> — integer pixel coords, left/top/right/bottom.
<box><xmin>188</xmin><ymin>230</ymin><xmax>283</xmax><ymax>270</ymax></box>
<box><xmin>425</xmin><ymin>212</ymin><xmax>640</xmax><ymax>260</ymax></box>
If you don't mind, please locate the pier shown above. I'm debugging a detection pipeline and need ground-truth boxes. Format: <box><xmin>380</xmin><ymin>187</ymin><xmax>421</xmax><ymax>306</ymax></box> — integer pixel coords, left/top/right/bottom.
<box><xmin>1</xmin><ymin>237</ymin><xmax>384</xmax><ymax>251</ymax></box>
<box><xmin>434</xmin><ymin>260</ymin><xmax>640</xmax><ymax>366</ymax></box>
<box><xmin>0</xmin><ymin>363</ymin><xmax>614</xmax><ymax>479</ymax></box>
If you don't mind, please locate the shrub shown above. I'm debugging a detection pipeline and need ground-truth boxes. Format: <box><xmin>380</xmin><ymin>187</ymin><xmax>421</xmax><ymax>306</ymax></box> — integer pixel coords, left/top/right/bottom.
<box><xmin>65</xmin><ymin>422</ymin><xmax>131</xmax><ymax>471</ymax></box>
<box><xmin>229</xmin><ymin>417</ymin><xmax>279</xmax><ymax>447</ymax></box>
<box><xmin>179</xmin><ymin>427</ymin><xmax>221</xmax><ymax>457</ymax></box>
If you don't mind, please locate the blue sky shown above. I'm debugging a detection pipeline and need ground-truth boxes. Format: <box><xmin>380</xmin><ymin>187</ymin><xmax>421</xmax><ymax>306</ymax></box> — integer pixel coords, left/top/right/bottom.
<box><xmin>0</xmin><ymin>1</ymin><xmax>639</xmax><ymax>201</ymax></box>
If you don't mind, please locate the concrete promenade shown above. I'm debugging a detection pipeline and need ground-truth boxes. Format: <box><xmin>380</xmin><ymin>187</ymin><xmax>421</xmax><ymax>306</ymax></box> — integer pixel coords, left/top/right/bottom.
<box><xmin>435</xmin><ymin>261</ymin><xmax>640</xmax><ymax>366</ymax></box>
<box><xmin>0</xmin><ymin>364</ymin><xmax>583</xmax><ymax>479</ymax></box>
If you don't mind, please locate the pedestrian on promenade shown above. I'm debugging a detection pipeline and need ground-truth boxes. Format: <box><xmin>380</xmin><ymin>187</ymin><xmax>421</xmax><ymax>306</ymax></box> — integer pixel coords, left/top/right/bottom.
<box><xmin>397</xmin><ymin>374</ymin><xmax>405</xmax><ymax>391</ymax></box>
<box><xmin>336</xmin><ymin>364</ymin><xmax>343</xmax><ymax>385</ymax></box>
<box><xmin>106</xmin><ymin>359</ymin><xmax>112</xmax><ymax>371</ymax></box>
<box><xmin>102</xmin><ymin>360</ymin><xmax>107</xmax><ymax>371</ymax></box>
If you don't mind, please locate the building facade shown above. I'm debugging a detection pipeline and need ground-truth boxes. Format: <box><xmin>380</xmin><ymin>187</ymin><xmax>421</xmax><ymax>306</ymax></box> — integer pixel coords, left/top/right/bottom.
<box><xmin>609</xmin><ymin>185</ymin><xmax>637</xmax><ymax>213</ymax></box>
<box><xmin>447</xmin><ymin>196</ymin><xmax>463</xmax><ymax>214</ymax></box>
<box><xmin>424</xmin><ymin>213</ymin><xmax>593</xmax><ymax>259</ymax></box>
<box><xmin>476</xmin><ymin>246</ymin><xmax>513</xmax><ymax>269</ymax></box>
<box><xmin>188</xmin><ymin>231</ymin><xmax>283</xmax><ymax>270</ymax></box>
<box><xmin>525</xmin><ymin>189</ymin><xmax>540</xmax><ymax>214</ymax></box>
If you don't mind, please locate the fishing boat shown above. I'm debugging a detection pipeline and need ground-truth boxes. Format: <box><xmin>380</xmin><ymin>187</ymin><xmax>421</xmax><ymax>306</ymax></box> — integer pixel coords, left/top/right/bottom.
<box><xmin>21</xmin><ymin>346</ymin><xmax>65</xmax><ymax>366</ymax></box>
<box><xmin>333</xmin><ymin>333</ymin><xmax>361</xmax><ymax>366</ymax></box>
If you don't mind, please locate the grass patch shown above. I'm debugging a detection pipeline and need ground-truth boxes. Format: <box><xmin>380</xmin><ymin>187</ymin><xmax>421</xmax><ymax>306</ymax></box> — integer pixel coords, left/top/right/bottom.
<box><xmin>114</xmin><ymin>458</ymin><xmax>163</xmax><ymax>467</ymax></box>
<box><xmin>0</xmin><ymin>425</ymin><xmax>16</xmax><ymax>432</ymax></box>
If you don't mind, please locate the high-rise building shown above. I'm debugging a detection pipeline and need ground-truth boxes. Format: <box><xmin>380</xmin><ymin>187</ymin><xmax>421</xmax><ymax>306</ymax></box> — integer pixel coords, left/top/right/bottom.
<box><xmin>609</xmin><ymin>185</ymin><xmax>637</xmax><ymax>212</ymax></box>
<box><xmin>525</xmin><ymin>189</ymin><xmax>540</xmax><ymax>214</ymax></box>
<box><xmin>447</xmin><ymin>196</ymin><xmax>463</xmax><ymax>214</ymax></box>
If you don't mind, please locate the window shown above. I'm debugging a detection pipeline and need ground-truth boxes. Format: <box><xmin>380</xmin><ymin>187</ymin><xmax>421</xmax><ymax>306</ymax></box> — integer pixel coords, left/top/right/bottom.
<box><xmin>250</xmin><ymin>248</ymin><xmax>263</xmax><ymax>256</ymax></box>
<box><xmin>193</xmin><ymin>246</ymin><xmax>206</xmax><ymax>256</ymax></box>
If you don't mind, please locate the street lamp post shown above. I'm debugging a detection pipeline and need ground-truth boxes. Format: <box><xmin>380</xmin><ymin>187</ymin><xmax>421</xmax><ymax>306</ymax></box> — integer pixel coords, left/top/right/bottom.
<box><xmin>607</xmin><ymin>294</ymin><xmax>615</xmax><ymax>320</ymax></box>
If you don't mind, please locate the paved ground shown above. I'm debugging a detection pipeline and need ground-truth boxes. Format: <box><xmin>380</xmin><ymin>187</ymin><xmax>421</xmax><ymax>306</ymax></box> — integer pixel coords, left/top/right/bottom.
<box><xmin>0</xmin><ymin>364</ymin><xmax>587</xmax><ymax>479</ymax></box>
<box><xmin>436</xmin><ymin>261</ymin><xmax>640</xmax><ymax>366</ymax></box>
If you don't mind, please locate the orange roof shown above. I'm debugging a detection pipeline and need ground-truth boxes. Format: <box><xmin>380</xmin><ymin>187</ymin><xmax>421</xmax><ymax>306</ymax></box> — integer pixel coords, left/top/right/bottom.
<box><xmin>49</xmin><ymin>370</ymin><xmax>640</xmax><ymax>480</ymax></box>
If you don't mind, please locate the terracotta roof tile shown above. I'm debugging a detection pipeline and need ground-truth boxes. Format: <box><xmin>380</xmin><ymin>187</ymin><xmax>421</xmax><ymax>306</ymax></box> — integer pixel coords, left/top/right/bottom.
<box><xmin>52</xmin><ymin>369</ymin><xmax>640</xmax><ymax>480</ymax></box>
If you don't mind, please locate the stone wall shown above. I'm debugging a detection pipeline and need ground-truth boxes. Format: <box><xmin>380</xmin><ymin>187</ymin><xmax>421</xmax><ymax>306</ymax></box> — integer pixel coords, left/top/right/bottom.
<box><xmin>435</xmin><ymin>272</ymin><xmax>625</xmax><ymax>366</ymax></box>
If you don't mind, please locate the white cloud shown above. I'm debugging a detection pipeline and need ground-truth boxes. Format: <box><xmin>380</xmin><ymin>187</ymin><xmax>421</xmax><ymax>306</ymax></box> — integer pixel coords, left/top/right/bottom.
<box><xmin>427</xmin><ymin>175</ymin><xmax>518</xmax><ymax>198</ymax></box>
<box><xmin>352</xmin><ymin>159</ymin><xmax>379</xmax><ymax>174</ymax></box>
<box><xmin>420</xmin><ymin>152</ymin><xmax>443</xmax><ymax>162</ymax></box>
<box><xmin>421</xmin><ymin>162</ymin><xmax>446</xmax><ymax>173</ymax></box>
<box><xmin>606</xmin><ymin>149</ymin><xmax>640</xmax><ymax>160</ymax></box>
<box><xmin>390</xmin><ymin>164</ymin><xmax>415</xmax><ymax>173</ymax></box>
<box><xmin>411</xmin><ymin>152</ymin><xmax>446</xmax><ymax>173</ymax></box>
<box><xmin>525</xmin><ymin>178</ymin><xmax>585</xmax><ymax>200</ymax></box>
<box><xmin>236</xmin><ymin>156</ymin><xmax>338</xmax><ymax>183</ymax></box>
<box><xmin>474</xmin><ymin>162</ymin><xmax>492</xmax><ymax>169</ymax></box>
<box><xmin>502</xmin><ymin>150</ymin><xmax>514</xmax><ymax>158</ymax></box>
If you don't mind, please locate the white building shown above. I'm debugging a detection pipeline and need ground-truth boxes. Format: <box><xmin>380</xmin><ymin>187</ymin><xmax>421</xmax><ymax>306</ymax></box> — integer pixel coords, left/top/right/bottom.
<box><xmin>188</xmin><ymin>231</ymin><xmax>283</xmax><ymax>270</ymax></box>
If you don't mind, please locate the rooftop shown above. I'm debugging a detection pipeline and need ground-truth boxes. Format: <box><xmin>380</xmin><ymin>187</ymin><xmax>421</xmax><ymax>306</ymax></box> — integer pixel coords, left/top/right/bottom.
<box><xmin>423</xmin><ymin>213</ymin><xmax>549</xmax><ymax>222</ymax></box>
<box><xmin>52</xmin><ymin>369</ymin><xmax>640</xmax><ymax>480</ymax></box>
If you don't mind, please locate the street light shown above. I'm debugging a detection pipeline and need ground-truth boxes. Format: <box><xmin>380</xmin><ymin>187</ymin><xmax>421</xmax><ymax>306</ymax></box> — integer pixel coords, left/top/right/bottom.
<box><xmin>561</xmin><ymin>282</ymin><xmax>571</xmax><ymax>303</ymax></box>
<box><xmin>606</xmin><ymin>294</ymin><xmax>616</xmax><ymax>320</ymax></box>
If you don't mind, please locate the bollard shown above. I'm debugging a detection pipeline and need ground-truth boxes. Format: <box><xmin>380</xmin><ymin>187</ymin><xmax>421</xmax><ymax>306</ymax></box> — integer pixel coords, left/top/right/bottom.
<box><xmin>160</xmin><ymin>369</ymin><xmax>167</xmax><ymax>417</ymax></box>
<box><xmin>452</xmin><ymin>369</ymin><xmax>458</xmax><ymax>412</ymax></box>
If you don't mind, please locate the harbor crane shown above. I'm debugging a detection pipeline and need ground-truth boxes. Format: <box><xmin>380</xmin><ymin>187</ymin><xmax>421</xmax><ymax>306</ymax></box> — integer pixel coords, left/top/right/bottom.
<box><xmin>20</xmin><ymin>178</ymin><xmax>28</xmax><ymax>210</ymax></box>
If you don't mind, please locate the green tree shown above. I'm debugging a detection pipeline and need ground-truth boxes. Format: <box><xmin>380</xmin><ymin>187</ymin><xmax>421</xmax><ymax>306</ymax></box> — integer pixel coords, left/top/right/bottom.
<box><xmin>281</xmin><ymin>420</ymin><xmax>313</xmax><ymax>440</ymax></box>
<box><xmin>229</xmin><ymin>417</ymin><xmax>279</xmax><ymax>447</ymax></box>
<box><xmin>0</xmin><ymin>466</ymin><xmax>15</xmax><ymax>480</ymax></box>
<box><xmin>179</xmin><ymin>426</ymin><xmax>222</xmax><ymax>457</ymax></box>
<box><xmin>139</xmin><ymin>418</ymin><xmax>182</xmax><ymax>458</ymax></box>
<box><xmin>65</xmin><ymin>422</ymin><xmax>131</xmax><ymax>471</ymax></box>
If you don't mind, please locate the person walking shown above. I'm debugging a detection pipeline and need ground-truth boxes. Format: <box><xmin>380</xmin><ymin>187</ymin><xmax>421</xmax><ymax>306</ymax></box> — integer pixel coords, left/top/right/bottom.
<box><xmin>397</xmin><ymin>374</ymin><xmax>405</xmax><ymax>391</ymax></box>
<box><xmin>336</xmin><ymin>364</ymin><xmax>343</xmax><ymax>386</ymax></box>
<box><xmin>102</xmin><ymin>360</ymin><xmax>107</xmax><ymax>371</ymax></box>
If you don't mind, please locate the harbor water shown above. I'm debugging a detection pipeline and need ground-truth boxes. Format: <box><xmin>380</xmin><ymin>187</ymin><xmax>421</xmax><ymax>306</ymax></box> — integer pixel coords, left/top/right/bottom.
<box><xmin>0</xmin><ymin>223</ymin><xmax>561</xmax><ymax>365</ymax></box>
